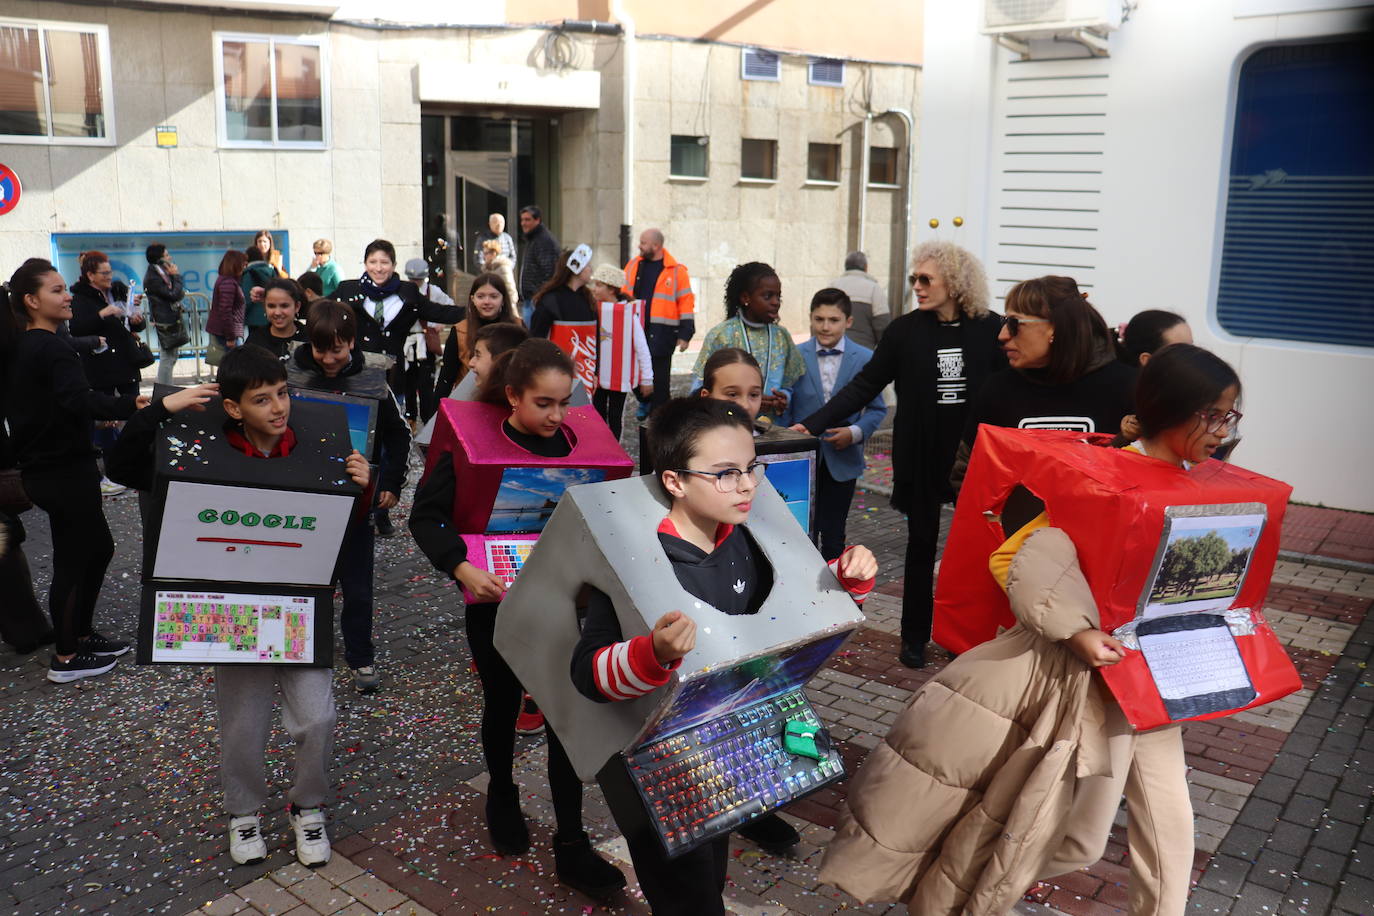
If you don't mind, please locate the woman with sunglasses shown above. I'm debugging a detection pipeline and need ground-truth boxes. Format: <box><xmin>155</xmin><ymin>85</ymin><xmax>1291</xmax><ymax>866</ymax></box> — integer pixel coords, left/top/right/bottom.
<box><xmin>949</xmin><ymin>275</ymin><xmax>1136</xmax><ymax>495</ymax></box>
<box><xmin>792</xmin><ymin>241</ymin><xmax>1005</xmax><ymax>669</ymax></box>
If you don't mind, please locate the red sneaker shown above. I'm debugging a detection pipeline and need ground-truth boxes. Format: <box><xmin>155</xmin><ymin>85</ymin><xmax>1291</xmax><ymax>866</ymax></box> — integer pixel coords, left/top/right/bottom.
<box><xmin>515</xmin><ymin>694</ymin><xmax>545</xmax><ymax>735</ymax></box>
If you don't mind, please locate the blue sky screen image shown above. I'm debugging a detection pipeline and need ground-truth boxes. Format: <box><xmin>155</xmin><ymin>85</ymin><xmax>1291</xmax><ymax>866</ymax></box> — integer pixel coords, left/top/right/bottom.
<box><xmin>486</xmin><ymin>467</ymin><xmax>607</xmax><ymax>533</ymax></box>
<box><xmin>761</xmin><ymin>457</ymin><xmax>812</xmax><ymax>533</ymax></box>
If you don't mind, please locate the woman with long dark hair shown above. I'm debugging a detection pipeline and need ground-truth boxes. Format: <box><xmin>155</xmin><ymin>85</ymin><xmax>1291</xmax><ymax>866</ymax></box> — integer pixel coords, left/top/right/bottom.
<box><xmin>3</xmin><ymin>259</ymin><xmax>145</xmax><ymax>682</ymax></box>
<box><xmin>435</xmin><ymin>272</ymin><xmax>521</xmax><ymax>400</ymax></box>
<box><xmin>950</xmin><ymin>275</ymin><xmax>1137</xmax><ymax>490</ymax></box>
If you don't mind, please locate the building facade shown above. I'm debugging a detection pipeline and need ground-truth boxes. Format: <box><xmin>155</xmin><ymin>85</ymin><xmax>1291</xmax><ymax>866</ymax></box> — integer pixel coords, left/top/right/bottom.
<box><xmin>0</xmin><ymin>0</ymin><xmax>921</xmax><ymax>331</ymax></box>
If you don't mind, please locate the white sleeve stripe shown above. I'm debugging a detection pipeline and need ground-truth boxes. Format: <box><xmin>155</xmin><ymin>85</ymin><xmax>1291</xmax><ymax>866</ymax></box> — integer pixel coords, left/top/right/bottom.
<box><xmin>613</xmin><ymin>641</ymin><xmax>656</xmax><ymax>695</ymax></box>
<box><xmin>594</xmin><ymin>647</ymin><xmax>632</xmax><ymax>700</ymax></box>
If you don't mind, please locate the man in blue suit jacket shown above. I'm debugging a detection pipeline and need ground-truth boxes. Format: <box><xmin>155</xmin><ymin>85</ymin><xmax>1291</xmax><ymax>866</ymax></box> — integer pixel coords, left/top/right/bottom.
<box><xmin>781</xmin><ymin>289</ymin><xmax>889</xmax><ymax>560</ymax></box>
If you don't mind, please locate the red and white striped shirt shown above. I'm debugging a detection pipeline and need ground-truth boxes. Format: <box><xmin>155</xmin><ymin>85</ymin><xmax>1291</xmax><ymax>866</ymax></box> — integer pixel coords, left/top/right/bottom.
<box><xmin>597</xmin><ymin>299</ymin><xmax>654</xmax><ymax>393</ymax></box>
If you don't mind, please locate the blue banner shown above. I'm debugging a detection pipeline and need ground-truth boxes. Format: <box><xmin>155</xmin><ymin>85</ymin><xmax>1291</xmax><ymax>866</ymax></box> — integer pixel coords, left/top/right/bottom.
<box><xmin>51</xmin><ymin>230</ymin><xmax>291</xmax><ymax>352</ymax></box>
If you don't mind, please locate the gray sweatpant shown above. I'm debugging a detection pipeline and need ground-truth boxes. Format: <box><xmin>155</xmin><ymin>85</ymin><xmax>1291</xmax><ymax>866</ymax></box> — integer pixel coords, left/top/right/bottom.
<box><xmin>214</xmin><ymin>665</ymin><xmax>336</xmax><ymax>816</ymax></box>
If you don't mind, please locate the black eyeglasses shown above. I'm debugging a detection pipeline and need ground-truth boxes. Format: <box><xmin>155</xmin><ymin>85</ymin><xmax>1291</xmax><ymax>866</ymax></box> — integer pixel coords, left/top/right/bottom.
<box><xmin>1001</xmin><ymin>315</ymin><xmax>1050</xmax><ymax>337</ymax></box>
<box><xmin>908</xmin><ymin>273</ymin><xmax>935</xmax><ymax>287</ymax></box>
<box><xmin>1196</xmin><ymin>408</ymin><xmax>1243</xmax><ymax>434</ymax></box>
<box><xmin>673</xmin><ymin>462</ymin><xmax>767</xmax><ymax>493</ymax></box>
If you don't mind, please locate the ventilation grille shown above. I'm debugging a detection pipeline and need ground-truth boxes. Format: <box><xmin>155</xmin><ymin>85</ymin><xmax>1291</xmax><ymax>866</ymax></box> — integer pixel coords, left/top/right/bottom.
<box><xmin>988</xmin><ymin>55</ymin><xmax>1109</xmax><ymax>299</ymax></box>
<box><xmin>809</xmin><ymin>58</ymin><xmax>844</xmax><ymax>87</ymax></box>
<box><xmin>742</xmin><ymin>48</ymin><xmax>781</xmax><ymax>81</ymax></box>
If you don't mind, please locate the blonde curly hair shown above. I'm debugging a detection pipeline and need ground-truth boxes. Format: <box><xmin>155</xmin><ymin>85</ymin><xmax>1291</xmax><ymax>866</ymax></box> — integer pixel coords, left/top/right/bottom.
<box><xmin>910</xmin><ymin>240</ymin><xmax>991</xmax><ymax>318</ymax></box>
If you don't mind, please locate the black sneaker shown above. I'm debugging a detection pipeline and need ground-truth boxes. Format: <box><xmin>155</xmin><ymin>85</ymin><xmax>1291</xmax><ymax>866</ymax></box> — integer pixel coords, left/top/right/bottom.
<box><xmin>373</xmin><ymin>511</ymin><xmax>395</xmax><ymax>538</ymax></box>
<box><xmin>47</xmin><ymin>652</ymin><xmax>117</xmax><ymax>683</ymax></box>
<box><xmin>80</xmin><ymin>631</ymin><xmax>130</xmax><ymax>657</ymax></box>
<box><xmin>737</xmin><ymin>813</ymin><xmax>801</xmax><ymax>853</ymax></box>
<box><xmin>898</xmin><ymin>643</ymin><xmax>927</xmax><ymax>670</ymax></box>
<box><xmin>553</xmin><ymin>831</ymin><xmax>626</xmax><ymax>901</ymax></box>
<box><xmin>485</xmin><ymin>785</ymin><xmax>530</xmax><ymax>855</ymax></box>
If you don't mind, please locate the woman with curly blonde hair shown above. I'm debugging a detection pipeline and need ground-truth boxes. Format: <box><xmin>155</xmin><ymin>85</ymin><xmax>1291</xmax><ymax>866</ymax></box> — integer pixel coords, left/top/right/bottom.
<box><xmin>793</xmin><ymin>241</ymin><xmax>1005</xmax><ymax>668</ymax></box>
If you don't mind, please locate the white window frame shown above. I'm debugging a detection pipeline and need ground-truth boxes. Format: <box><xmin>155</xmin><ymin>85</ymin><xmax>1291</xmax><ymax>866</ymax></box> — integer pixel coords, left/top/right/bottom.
<box><xmin>213</xmin><ymin>31</ymin><xmax>330</xmax><ymax>150</ymax></box>
<box><xmin>741</xmin><ymin>48</ymin><xmax>782</xmax><ymax>82</ymax></box>
<box><xmin>808</xmin><ymin>57</ymin><xmax>845</xmax><ymax>87</ymax></box>
<box><xmin>0</xmin><ymin>17</ymin><xmax>115</xmax><ymax>146</ymax></box>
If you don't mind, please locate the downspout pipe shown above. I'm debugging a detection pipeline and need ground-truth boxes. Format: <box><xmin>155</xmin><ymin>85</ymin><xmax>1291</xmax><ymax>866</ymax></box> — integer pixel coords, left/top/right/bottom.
<box><xmin>880</xmin><ymin>107</ymin><xmax>915</xmax><ymax>314</ymax></box>
<box><xmin>858</xmin><ymin>113</ymin><xmax>872</xmax><ymax>253</ymax></box>
<box><xmin>611</xmin><ymin>0</ymin><xmax>636</xmax><ymax>266</ymax></box>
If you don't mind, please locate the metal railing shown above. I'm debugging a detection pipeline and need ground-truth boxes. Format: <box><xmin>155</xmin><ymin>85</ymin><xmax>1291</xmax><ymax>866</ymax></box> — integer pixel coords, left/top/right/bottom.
<box><xmin>143</xmin><ymin>292</ymin><xmax>214</xmax><ymax>382</ymax></box>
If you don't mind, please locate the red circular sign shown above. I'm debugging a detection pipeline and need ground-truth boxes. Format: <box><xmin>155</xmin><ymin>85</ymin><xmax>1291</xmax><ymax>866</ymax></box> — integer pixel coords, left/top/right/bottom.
<box><xmin>0</xmin><ymin>164</ymin><xmax>20</xmax><ymax>215</ymax></box>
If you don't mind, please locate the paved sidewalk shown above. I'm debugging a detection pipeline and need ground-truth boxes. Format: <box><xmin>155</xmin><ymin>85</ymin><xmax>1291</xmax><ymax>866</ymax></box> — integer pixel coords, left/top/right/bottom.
<box><xmin>1</xmin><ymin>372</ymin><xmax>1370</xmax><ymax>914</ymax></box>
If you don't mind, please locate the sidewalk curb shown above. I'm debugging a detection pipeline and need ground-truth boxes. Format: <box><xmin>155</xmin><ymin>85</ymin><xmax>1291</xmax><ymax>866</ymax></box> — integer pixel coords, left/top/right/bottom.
<box><xmin>1276</xmin><ymin>549</ymin><xmax>1374</xmax><ymax>576</ymax></box>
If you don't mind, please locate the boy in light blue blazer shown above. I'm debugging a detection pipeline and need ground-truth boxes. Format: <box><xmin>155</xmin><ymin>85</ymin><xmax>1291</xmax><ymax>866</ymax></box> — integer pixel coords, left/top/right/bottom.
<box><xmin>782</xmin><ymin>288</ymin><xmax>889</xmax><ymax>560</ymax></box>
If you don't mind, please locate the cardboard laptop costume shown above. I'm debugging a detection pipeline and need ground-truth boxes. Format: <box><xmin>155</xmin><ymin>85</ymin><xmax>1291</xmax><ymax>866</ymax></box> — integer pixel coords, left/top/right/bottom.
<box><xmin>494</xmin><ymin>473</ymin><xmax>864</xmax><ymax>858</ymax></box>
<box><xmin>136</xmin><ymin>395</ymin><xmax>362</xmax><ymax>667</ymax></box>
<box><xmin>932</xmin><ymin>426</ymin><xmax>1301</xmax><ymax>731</ymax></box>
<box><xmin>285</xmin><ymin>351</ymin><xmax>387</xmax><ymax>460</ymax></box>
<box><xmin>421</xmin><ymin>398</ymin><xmax>634</xmax><ymax>603</ymax></box>
<box><xmin>639</xmin><ymin>419</ymin><xmax>821</xmax><ymax>536</ymax></box>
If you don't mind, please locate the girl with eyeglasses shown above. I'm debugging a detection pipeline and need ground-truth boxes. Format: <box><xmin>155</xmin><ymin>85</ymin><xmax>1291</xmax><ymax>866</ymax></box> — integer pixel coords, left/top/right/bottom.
<box><xmin>408</xmin><ymin>338</ymin><xmax>626</xmax><ymax>900</ymax></box>
<box><xmin>949</xmin><ymin>275</ymin><xmax>1137</xmax><ymax>493</ymax></box>
<box><xmin>792</xmin><ymin>241</ymin><xmax>1006</xmax><ymax>669</ymax></box>
<box><xmin>821</xmin><ymin>343</ymin><xmax>1242</xmax><ymax>916</ymax></box>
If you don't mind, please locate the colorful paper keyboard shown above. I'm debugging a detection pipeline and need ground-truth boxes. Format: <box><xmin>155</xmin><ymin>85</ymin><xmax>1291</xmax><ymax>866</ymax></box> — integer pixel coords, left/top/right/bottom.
<box><xmin>484</xmin><ymin>539</ymin><xmax>536</xmax><ymax>587</ymax></box>
<box><xmin>623</xmin><ymin>689</ymin><xmax>844</xmax><ymax>857</ymax></box>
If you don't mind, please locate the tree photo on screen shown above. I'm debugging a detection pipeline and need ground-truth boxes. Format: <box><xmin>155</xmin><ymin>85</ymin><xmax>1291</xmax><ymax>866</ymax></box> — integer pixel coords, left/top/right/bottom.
<box><xmin>1144</xmin><ymin>513</ymin><xmax>1264</xmax><ymax>614</ymax></box>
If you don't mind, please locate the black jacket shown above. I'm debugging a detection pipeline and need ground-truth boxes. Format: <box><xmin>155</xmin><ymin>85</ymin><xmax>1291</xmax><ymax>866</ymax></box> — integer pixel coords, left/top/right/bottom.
<box><xmin>332</xmin><ymin>278</ymin><xmax>464</xmax><ymax>363</ymax></box>
<box><xmin>519</xmin><ymin>224</ymin><xmax>560</xmax><ymax>302</ymax></box>
<box><xmin>68</xmin><ymin>278</ymin><xmax>145</xmax><ymax>390</ymax></box>
<box><xmin>529</xmin><ymin>285</ymin><xmax>596</xmax><ymax>339</ymax></box>
<box><xmin>288</xmin><ymin>346</ymin><xmax>411</xmax><ymax>495</ymax></box>
<box><xmin>4</xmin><ymin>329</ymin><xmax>138</xmax><ymax>473</ymax></box>
<box><xmin>570</xmin><ymin>524</ymin><xmax>771</xmax><ymax>703</ymax></box>
<box><xmin>949</xmin><ymin>347</ymin><xmax>1137</xmax><ymax>493</ymax></box>
<box><xmin>801</xmin><ymin>309</ymin><xmax>1006</xmax><ymax>512</ymax></box>
<box><xmin>142</xmin><ymin>263</ymin><xmax>185</xmax><ymax>326</ymax></box>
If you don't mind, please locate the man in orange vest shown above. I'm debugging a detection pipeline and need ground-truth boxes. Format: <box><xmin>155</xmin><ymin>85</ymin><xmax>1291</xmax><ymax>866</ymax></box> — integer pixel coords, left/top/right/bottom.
<box><xmin>621</xmin><ymin>228</ymin><xmax>695</xmax><ymax>412</ymax></box>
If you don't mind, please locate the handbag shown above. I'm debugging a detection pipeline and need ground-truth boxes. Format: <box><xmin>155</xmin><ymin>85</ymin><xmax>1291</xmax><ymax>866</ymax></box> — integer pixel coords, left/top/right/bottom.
<box><xmin>0</xmin><ymin>468</ymin><xmax>32</xmax><ymax>515</ymax></box>
<box><xmin>205</xmin><ymin>335</ymin><xmax>227</xmax><ymax>367</ymax></box>
<box><xmin>156</xmin><ymin>317</ymin><xmax>190</xmax><ymax>351</ymax></box>
<box><xmin>129</xmin><ymin>333</ymin><xmax>156</xmax><ymax>369</ymax></box>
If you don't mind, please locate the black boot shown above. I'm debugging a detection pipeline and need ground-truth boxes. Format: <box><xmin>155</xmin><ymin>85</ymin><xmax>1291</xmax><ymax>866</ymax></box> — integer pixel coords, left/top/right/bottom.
<box><xmin>898</xmin><ymin>642</ymin><xmax>927</xmax><ymax>669</ymax></box>
<box><xmin>484</xmin><ymin>785</ymin><xmax>529</xmax><ymax>855</ymax></box>
<box><xmin>553</xmin><ymin>830</ymin><xmax>626</xmax><ymax>901</ymax></box>
<box><xmin>737</xmin><ymin>813</ymin><xmax>800</xmax><ymax>854</ymax></box>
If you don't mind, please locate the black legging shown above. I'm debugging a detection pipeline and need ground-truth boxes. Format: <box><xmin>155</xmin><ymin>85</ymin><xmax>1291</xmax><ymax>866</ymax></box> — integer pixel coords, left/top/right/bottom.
<box><xmin>22</xmin><ymin>462</ymin><xmax>113</xmax><ymax>656</ymax></box>
<box><xmin>902</xmin><ymin>492</ymin><xmax>945</xmax><ymax>649</ymax></box>
<box><xmin>592</xmin><ymin>388</ymin><xmax>628</xmax><ymax>443</ymax></box>
<box><xmin>465</xmin><ymin>601</ymin><xmax>584</xmax><ymax>835</ymax></box>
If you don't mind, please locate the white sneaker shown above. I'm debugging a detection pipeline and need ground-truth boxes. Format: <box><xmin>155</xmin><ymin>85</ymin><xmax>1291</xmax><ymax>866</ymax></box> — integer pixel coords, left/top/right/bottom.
<box><xmin>228</xmin><ymin>814</ymin><xmax>267</xmax><ymax>865</ymax></box>
<box><xmin>99</xmin><ymin>477</ymin><xmax>127</xmax><ymax>496</ymax></box>
<box><xmin>290</xmin><ymin>806</ymin><xmax>331</xmax><ymax>868</ymax></box>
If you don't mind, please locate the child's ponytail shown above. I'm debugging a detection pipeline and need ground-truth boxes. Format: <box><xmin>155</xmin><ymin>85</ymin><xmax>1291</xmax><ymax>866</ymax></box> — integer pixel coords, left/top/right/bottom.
<box><xmin>5</xmin><ymin>258</ymin><xmax>59</xmax><ymax>329</ymax></box>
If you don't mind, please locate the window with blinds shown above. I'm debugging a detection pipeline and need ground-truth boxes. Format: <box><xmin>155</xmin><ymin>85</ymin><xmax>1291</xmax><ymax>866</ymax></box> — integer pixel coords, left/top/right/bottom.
<box><xmin>215</xmin><ymin>33</ymin><xmax>328</xmax><ymax>149</ymax></box>
<box><xmin>0</xmin><ymin>20</ymin><xmax>111</xmax><ymax>143</ymax></box>
<box><xmin>1216</xmin><ymin>39</ymin><xmax>1374</xmax><ymax>349</ymax></box>
<box><xmin>741</xmin><ymin>48</ymin><xmax>781</xmax><ymax>82</ymax></box>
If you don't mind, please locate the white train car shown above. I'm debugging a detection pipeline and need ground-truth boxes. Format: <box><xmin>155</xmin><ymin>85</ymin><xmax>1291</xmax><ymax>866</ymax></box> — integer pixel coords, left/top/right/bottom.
<box><xmin>916</xmin><ymin>0</ymin><xmax>1374</xmax><ymax>510</ymax></box>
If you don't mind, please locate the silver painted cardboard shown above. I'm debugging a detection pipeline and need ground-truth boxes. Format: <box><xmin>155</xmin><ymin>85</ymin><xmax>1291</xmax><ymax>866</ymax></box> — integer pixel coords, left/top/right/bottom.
<box><xmin>493</xmin><ymin>473</ymin><xmax>866</xmax><ymax>781</ymax></box>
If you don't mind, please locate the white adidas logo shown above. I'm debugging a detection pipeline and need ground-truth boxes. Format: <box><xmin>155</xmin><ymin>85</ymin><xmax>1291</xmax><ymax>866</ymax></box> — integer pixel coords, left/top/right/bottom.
<box><xmin>733</xmin><ymin>579</ymin><xmax>746</xmax><ymax>594</ymax></box>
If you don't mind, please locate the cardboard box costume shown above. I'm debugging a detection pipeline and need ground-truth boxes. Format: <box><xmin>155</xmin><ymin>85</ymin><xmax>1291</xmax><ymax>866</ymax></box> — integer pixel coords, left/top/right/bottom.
<box><xmin>932</xmin><ymin>426</ymin><xmax>1301</xmax><ymax>730</ymax></box>
<box><xmin>414</xmin><ymin>366</ymin><xmax>592</xmax><ymax>451</ymax></box>
<box><xmin>494</xmin><ymin>473</ymin><xmax>864</xmax><ymax>856</ymax></box>
<box><xmin>421</xmin><ymin>399</ymin><xmax>634</xmax><ymax>603</ymax></box>
<box><xmin>639</xmin><ymin>420</ymin><xmax>821</xmax><ymax>535</ymax></box>
<box><xmin>136</xmin><ymin>394</ymin><xmax>362</xmax><ymax>666</ymax></box>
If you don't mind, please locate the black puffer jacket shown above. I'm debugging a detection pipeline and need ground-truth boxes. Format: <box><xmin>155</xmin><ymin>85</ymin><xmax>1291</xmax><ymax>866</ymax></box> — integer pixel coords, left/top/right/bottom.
<box><xmin>68</xmin><ymin>278</ymin><xmax>144</xmax><ymax>390</ymax></box>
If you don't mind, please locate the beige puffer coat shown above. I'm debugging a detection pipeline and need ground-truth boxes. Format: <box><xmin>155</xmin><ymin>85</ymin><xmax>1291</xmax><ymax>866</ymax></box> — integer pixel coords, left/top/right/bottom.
<box><xmin>818</xmin><ymin>527</ymin><xmax>1117</xmax><ymax>915</ymax></box>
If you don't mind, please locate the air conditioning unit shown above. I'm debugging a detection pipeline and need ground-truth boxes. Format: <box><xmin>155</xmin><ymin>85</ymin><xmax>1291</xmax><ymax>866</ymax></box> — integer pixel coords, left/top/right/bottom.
<box><xmin>983</xmin><ymin>0</ymin><xmax>1123</xmax><ymax>36</ymax></box>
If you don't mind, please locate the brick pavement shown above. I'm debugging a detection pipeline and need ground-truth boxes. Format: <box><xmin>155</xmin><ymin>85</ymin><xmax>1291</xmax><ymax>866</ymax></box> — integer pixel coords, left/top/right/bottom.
<box><xmin>2</xmin><ymin>364</ymin><xmax>1372</xmax><ymax>914</ymax></box>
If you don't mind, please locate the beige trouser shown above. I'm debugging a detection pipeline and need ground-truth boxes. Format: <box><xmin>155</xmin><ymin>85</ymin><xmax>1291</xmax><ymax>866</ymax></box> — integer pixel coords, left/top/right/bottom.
<box><xmin>1040</xmin><ymin>696</ymin><xmax>1194</xmax><ymax>916</ymax></box>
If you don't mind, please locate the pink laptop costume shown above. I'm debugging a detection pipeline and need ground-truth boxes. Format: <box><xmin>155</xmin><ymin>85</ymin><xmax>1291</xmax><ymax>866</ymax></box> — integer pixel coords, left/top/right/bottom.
<box><xmin>422</xmin><ymin>399</ymin><xmax>634</xmax><ymax>603</ymax></box>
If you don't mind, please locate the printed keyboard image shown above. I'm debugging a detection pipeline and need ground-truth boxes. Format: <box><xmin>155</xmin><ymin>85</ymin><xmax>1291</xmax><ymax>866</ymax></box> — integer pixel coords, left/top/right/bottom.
<box><xmin>484</xmin><ymin>539</ymin><xmax>535</xmax><ymax>587</ymax></box>
<box><xmin>623</xmin><ymin>689</ymin><xmax>844</xmax><ymax>857</ymax></box>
